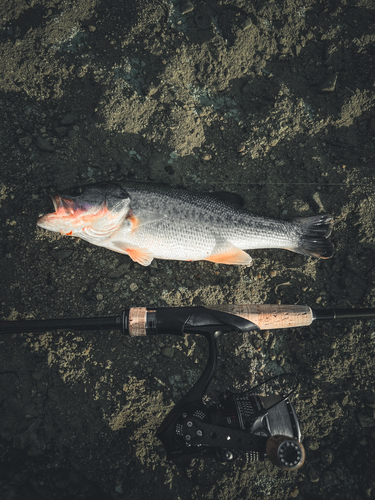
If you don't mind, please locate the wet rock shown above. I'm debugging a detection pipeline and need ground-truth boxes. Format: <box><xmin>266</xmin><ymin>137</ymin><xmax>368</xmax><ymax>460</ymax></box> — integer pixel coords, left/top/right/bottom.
<box><xmin>36</xmin><ymin>136</ymin><xmax>54</xmax><ymax>152</ymax></box>
<box><xmin>107</xmin><ymin>262</ymin><xmax>130</xmax><ymax>278</ymax></box>
<box><xmin>161</xmin><ymin>346</ymin><xmax>174</xmax><ymax>358</ymax></box>
<box><xmin>61</xmin><ymin>113</ymin><xmax>78</xmax><ymax>125</ymax></box>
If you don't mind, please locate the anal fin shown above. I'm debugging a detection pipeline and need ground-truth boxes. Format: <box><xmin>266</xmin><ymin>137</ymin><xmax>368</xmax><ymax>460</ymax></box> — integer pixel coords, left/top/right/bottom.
<box><xmin>205</xmin><ymin>246</ymin><xmax>252</xmax><ymax>266</ymax></box>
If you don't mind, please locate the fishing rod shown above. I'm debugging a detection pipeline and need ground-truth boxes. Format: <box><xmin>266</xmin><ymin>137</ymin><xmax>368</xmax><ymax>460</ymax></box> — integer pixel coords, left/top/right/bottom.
<box><xmin>1</xmin><ymin>304</ymin><xmax>375</xmax><ymax>336</ymax></box>
<box><xmin>1</xmin><ymin>304</ymin><xmax>374</xmax><ymax>470</ymax></box>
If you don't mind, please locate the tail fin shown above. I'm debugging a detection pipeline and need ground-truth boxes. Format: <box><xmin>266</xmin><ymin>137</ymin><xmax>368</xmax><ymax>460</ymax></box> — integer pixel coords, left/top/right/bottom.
<box><xmin>293</xmin><ymin>215</ymin><xmax>334</xmax><ymax>259</ymax></box>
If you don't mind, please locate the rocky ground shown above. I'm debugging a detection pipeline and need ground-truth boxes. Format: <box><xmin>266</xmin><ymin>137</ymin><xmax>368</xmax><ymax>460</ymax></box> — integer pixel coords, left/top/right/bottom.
<box><xmin>1</xmin><ymin>1</ymin><xmax>375</xmax><ymax>499</ymax></box>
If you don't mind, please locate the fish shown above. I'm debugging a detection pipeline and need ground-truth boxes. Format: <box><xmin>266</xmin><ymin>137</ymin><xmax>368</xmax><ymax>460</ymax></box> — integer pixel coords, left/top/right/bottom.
<box><xmin>37</xmin><ymin>182</ymin><xmax>334</xmax><ymax>266</ymax></box>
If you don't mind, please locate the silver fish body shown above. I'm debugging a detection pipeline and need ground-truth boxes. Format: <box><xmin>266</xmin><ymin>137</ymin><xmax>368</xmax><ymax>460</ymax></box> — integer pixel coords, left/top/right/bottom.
<box><xmin>37</xmin><ymin>182</ymin><xmax>334</xmax><ymax>266</ymax></box>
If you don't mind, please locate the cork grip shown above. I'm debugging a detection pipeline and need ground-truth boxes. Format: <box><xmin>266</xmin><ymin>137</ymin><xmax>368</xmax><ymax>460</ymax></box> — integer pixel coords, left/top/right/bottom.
<box><xmin>128</xmin><ymin>307</ymin><xmax>147</xmax><ymax>336</ymax></box>
<box><xmin>209</xmin><ymin>304</ymin><xmax>313</xmax><ymax>330</ymax></box>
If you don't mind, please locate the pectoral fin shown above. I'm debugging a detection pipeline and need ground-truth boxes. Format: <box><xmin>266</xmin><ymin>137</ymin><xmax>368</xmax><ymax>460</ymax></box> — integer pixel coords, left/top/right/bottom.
<box><xmin>205</xmin><ymin>244</ymin><xmax>253</xmax><ymax>266</ymax></box>
<box><xmin>110</xmin><ymin>240</ymin><xmax>154</xmax><ymax>266</ymax></box>
<box><xmin>126</xmin><ymin>209</ymin><xmax>166</xmax><ymax>233</ymax></box>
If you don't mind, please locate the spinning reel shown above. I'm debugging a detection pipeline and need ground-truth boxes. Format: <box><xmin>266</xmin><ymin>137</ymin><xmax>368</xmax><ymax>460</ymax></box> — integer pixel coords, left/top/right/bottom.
<box><xmin>154</xmin><ymin>309</ymin><xmax>305</xmax><ymax>470</ymax></box>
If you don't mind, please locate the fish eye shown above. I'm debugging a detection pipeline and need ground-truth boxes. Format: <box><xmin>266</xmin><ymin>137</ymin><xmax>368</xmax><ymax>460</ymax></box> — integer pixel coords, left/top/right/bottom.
<box><xmin>67</xmin><ymin>186</ymin><xmax>84</xmax><ymax>197</ymax></box>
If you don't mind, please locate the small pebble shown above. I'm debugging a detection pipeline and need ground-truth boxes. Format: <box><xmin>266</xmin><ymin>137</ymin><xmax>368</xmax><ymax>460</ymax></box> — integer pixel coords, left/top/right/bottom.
<box><xmin>202</xmin><ymin>153</ymin><xmax>212</xmax><ymax>161</ymax></box>
<box><xmin>320</xmin><ymin>74</ymin><xmax>337</xmax><ymax>92</ymax></box>
<box><xmin>36</xmin><ymin>136</ymin><xmax>54</xmax><ymax>152</ymax></box>
<box><xmin>309</xmin><ymin>468</ymin><xmax>320</xmax><ymax>482</ymax></box>
<box><xmin>18</xmin><ymin>137</ymin><xmax>32</xmax><ymax>148</ymax></box>
<box><xmin>161</xmin><ymin>346</ymin><xmax>174</xmax><ymax>358</ymax></box>
<box><xmin>241</xmin><ymin>18</ymin><xmax>252</xmax><ymax>30</ymax></box>
<box><xmin>321</xmin><ymin>448</ymin><xmax>334</xmax><ymax>466</ymax></box>
<box><xmin>96</xmin><ymin>293</ymin><xmax>103</xmax><ymax>301</ymax></box>
<box><xmin>306</xmin><ymin>437</ymin><xmax>319</xmax><ymax>450</ymax></box>
<box><xmin>54</xmin><ymin>126</ymin><xmax>68</xmax><ymax>137</ymax></box>
<box><xmin>262</xmin><ymin>330</ymin><xmax>270</xmax><ymax>341</ymax></box>
<box><xmin>107</xmin><ymin>263</ymin><xmax>130</xmax><ymax>278</ymax></box>
<box><xmin>269</xmin><ymin>270</ymin><xmax>277</xmax><ymax>278</ymax></box>
<box><xmin>129</xmin><ymin>283</ymin><xmax>138</xmax><ymax>292</ymax></box>
<box><xmin>180</xmin><ymin>0</ymin><xmax>194</xmax><ymax>15</ymax></box>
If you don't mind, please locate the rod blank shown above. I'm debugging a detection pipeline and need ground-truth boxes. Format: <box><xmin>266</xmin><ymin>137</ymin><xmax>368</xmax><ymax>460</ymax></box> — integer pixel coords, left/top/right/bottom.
<box><xmin>1</xmin><ymin>305</ymin><xmax>375</xmax><ymax>336</ymax></box>
<box><xmin>0</xmin><ymin>316</ymin><xmax>122</xmax><ymax>335</ymax></box>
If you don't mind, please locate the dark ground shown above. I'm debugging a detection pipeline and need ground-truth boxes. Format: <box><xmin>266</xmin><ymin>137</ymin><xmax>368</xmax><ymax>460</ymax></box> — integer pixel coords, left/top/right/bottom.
<box><xmin>1</xmin><ymin>1</ymin><xmax>375</xmax><ymax>499</ymax></box>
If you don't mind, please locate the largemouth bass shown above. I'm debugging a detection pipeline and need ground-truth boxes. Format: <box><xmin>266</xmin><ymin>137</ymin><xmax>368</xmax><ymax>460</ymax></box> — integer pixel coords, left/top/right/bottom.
<box><xmin>37</xmin><ymin>183</ymin><xmax>334</xmax><ymax>266</ymax></box>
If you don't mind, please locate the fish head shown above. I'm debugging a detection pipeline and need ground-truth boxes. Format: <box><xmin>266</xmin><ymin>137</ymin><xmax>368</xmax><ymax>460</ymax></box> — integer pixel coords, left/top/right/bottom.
<box><xmin>37</xmin><ymin>183</ymin><xmax>131</xmax><ymax>240</ymax></box>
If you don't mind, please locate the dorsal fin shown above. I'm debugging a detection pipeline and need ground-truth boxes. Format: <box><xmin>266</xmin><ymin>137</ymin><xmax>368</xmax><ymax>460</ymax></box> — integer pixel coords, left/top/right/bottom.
<box><xmin>209</xmin><ymin>191</ymin><xmax>245</xmax><ymax>209</ymax></box>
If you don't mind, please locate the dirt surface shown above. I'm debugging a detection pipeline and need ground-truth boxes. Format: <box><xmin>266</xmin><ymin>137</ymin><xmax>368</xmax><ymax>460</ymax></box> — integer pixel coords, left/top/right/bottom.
<box><xmin>1</xmin><ymin>1</ymin><xmax>375</xmax><ymax>499</ymax></box>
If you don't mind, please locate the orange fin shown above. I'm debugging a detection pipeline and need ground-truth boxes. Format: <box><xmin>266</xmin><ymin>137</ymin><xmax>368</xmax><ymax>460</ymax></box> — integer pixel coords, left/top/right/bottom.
<box><xmin>124</xmin><ymin>246</ymin><xmax>154</xmax><ymax>266</ymax></box>
<box><xmin>126</xmin><ymin>209</ymin><xmax>166</xmax><ymax>233</ymax></box>
<box><xmin>205</xmin><ymin>248</ymin><xmax>252</xmax><ymax>266</ymax></box>
<box><xmin>126</xmin><ymin>212</ymin><xmax>140</xmax><ymax>233</ymax></box>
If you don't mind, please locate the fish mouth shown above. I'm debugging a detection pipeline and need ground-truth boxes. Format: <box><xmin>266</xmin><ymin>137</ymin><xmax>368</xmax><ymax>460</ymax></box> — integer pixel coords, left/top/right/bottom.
<box><xmin>51</xmin><ymin>195</ymin><xmax>75</xmax><ymax>215</ymax></box>
<box><xmin>37</xmin><ymin>195</ymin><xmax>77</xmax><ymax>229</ymax></box>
